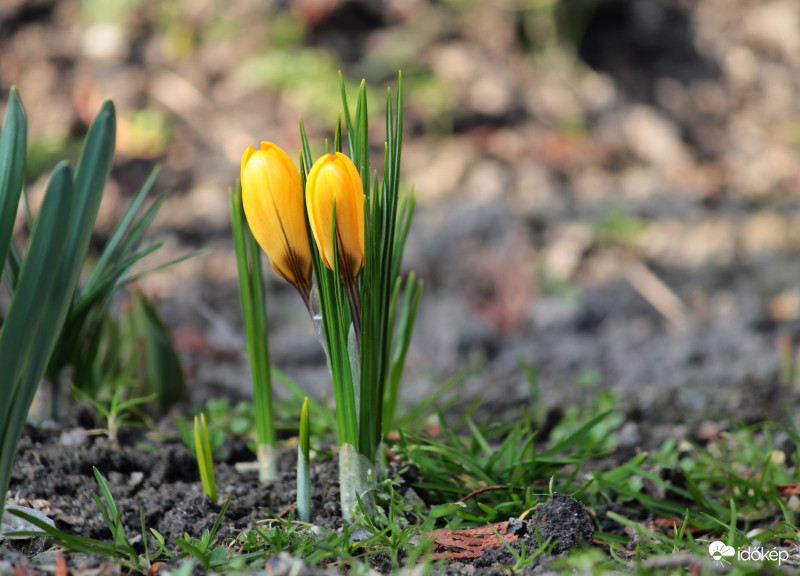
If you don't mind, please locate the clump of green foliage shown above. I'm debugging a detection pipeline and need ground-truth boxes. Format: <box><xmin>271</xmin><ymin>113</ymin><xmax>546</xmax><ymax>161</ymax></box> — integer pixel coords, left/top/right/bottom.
<box><xmin>0</xmin><ymin>86</ymin><xmax>194</xmax><ymax>525</ymax></box>
<box><xmin>0</xmin><ymin>88</ymin><xmax>115</xmax><ymax>525</ymax></box>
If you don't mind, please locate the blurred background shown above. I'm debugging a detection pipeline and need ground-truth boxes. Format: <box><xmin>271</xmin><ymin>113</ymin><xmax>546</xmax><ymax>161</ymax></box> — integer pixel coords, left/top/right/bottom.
<box><xmin>3</xmin><ymin>0</ymin><xmax>800</xmax><ymax>445</ymax></box>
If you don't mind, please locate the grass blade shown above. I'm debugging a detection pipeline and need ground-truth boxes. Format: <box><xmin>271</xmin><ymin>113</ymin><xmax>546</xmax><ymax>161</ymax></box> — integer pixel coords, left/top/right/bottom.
<box><xmin>195</xmin><ymin>414</ymin><xmax>218</xmax><ymax>502</ymax></box>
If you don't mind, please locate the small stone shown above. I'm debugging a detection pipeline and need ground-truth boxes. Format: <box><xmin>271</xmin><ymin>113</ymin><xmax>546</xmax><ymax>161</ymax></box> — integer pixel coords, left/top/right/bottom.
<box><xmin>82</xmin><ymin>24</ymin><xmax>127</xmax><ymax>60</ymax></box>
<box><xmin>303</xmin><ymin>525</ymin><xmax>324</xmax><ymax>538</ymax></box>
<box><xmin>403</xmin><ymin>488</ymin><xmax>424</xmax><ymax>508</ymax></box>
<box><xmin>59</xmin><ymin>427</ymin><xmax>88</xmax><ymax>446</ymax></box>
<box><xmin>506</xmin><ymin>517</ymin><xmax>526</xmax><ymax>536</ymax></box>
<box><xmin>463</xmin><ymin>159</ymin><xmax>508</xmax><ymax>201</ymax></box>
<box><xmin>407</xmin><ymin>140</ymin><xmax>475</xmax><ymax>202</ymax></box>
<box><xmin>617</xmin><ymin>422</ymin><xmax>641</xmax><ymax>448</ymax></box>
<box><xmin>623</xmin><ymin>106</ymin><xmax>687</xmax><ymax>168</ymax></box>
<box><xmin>769</xmin><ymin>290</ymin><xmax>800</xmax><ymax>321</ymax></box>
<box><xmin>542</xmin><ymin>223</ymin><xmax>593</xmax><ymax>279</ymax></box>
<box><xmin>349</xmin><ymin>528</ymin><xmax>373</xmax><ymax>542</ymax></box>
<box><xmin>0</xmin><ymin>505</ymin><xmax>55</xmax><ymax>541</ymax></box>
<box><xmin>468</xmin><ymin>71</ymin><xmax>513</xmax><ymax>117</ymax></box>
<box><xmin>744</xmin><ymin>0</ymin><xmax>800</xmax><ymax>62</ymax></box>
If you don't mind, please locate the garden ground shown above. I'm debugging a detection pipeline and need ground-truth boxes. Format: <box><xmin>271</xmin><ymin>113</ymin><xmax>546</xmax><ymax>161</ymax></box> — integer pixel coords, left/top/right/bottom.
<box><xmin>3</xmin><ymin>0</ymin><xmax>800</xmax><ymax>574</ymax></box>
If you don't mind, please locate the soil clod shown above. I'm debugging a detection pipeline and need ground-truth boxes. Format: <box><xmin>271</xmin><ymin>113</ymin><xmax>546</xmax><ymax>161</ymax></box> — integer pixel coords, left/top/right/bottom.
<box><xmin>529</xmin><ymin>493</ymin><xmax>594</xmax><ymax>554</ymax></box>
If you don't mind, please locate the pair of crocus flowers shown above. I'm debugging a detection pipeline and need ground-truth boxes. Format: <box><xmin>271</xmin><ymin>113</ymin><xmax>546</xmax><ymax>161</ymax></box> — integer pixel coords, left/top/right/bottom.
<box><xmin>240</xmin><ymin>142</ymin><xmax>365</xmax><ymax>306</ymax></box>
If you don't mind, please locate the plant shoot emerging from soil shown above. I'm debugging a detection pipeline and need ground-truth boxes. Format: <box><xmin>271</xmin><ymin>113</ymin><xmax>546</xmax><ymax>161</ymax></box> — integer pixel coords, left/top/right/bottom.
<box><xmin>235</xmin><ymin>73</ymin><xmax>420</xmax><ymax>522</ymax></box>
<box><xmin>194</xmin><ymin>413</ymin><xmax>218</xmax><ymax>503</ymax></box>
<box><xmin>230</xmin><ymin>185</ymin><xmax>278</xmax><ymax>482</ymax></box>
<box><xmin>297</xmin><ymin>397</ymin><xmax>311</xmax><ymax>523</ymax></box>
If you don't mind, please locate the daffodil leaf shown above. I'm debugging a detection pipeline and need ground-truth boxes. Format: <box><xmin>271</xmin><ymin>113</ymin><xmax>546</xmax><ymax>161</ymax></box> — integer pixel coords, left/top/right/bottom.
<box><xmin>130</xmin><ymin>290</ymin><xmax>185</xmax><ymax>409</ymax></box>
<box><xmin>0</xmin><ymin>87</ymin><xmax>27</xmax><ymax>289</ymax></box>
<box><xmin>0</xmin><ymin>162</ymin><xmax>74</xmax><ymax>519</ymax></box>
<box><xmin>66</xmin><ymin>99</ymin><xmax>115</xmax><ymax>288</ymax></box>
<box><xmin>84</xmin><ymin>166</ymin><xmax>159</xmax><ymax>288</ymax></box>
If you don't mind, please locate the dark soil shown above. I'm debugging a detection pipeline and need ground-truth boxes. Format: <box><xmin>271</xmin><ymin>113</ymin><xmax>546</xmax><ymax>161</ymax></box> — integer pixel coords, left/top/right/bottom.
<box><xmin>2</xmin><ymin>413</ymin><xmax>601</xmax><ymax>575</ymax></box>
<box><xmin>2</xmin><ymin>412</ymin><xmax>342</xmax><ymax>573</ymax></box>
<box><xmin>6</xmin><ymin>415</ymin><xmax>343</xmax><ymax>535</ymax></box>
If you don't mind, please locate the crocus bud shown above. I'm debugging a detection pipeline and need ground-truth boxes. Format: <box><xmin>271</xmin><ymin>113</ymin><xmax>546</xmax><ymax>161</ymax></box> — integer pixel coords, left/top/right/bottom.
<box><xmin>305</xmin><ymin>152</ymin><xmax>365</xmax><ymax>280</ymax></box>
<box><xmin>241</xmin><ymin>142</ymin><xmax>312</xmax><ymax>299</ymax></box>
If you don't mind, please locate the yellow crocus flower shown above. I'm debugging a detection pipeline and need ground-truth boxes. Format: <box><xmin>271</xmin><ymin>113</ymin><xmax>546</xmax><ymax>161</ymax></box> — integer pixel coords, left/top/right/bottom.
<box><xmin>241</xmin><ymin>142</ymin><xmax>312</xmax><ymax>302</ymax></box>
<box><xmin>305</xmin><ymin>152</ymin><xmax>365</xmax><ymax>281</ymax></box>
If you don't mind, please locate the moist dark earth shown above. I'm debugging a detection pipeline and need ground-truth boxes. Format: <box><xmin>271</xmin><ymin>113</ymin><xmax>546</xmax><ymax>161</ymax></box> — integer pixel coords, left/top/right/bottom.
<box><xmin>3</xmin><ymin>410</ymin><xmax>600</xmax><ymax>575</ymax></box>
<box><xmin>3</xmin><ymin>0</ymin><xmax>800</xmax><ymax>573</ymax></box>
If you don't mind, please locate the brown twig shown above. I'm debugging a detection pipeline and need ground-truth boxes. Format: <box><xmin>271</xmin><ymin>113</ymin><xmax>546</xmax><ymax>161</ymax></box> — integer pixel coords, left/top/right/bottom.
<box><xmin>456</xmin><ymin>485</ymin><xmax>525</xmax><ymax>503</ymax></box>
<box><xmin>277</xmin><ymin>502</ymin><xmax>297</xmax><ymax>519</ymax></box>
<box><xmin>625</xmin><ymin>259</ymin><xmax>690</xmax><ymax>331</ymax></box>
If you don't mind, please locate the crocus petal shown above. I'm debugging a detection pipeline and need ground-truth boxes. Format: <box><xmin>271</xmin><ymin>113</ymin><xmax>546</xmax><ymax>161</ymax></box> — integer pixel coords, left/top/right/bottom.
<box><xmin>241</xmin><ymin>143</ymin><xmax>311</xmax><ymax>292</ymax></box>
<box><xmin>306</xmin><ymin>153</ymin><xmax>365</xmax><ymax>279</ymax></box>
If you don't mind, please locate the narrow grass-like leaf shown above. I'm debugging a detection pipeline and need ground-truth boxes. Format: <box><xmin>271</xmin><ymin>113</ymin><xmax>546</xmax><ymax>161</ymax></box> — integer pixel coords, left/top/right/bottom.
<box><xmin>429</xmin><ymin>502</ymin><xmax>467</xmax><ymax>519</ymax></box>
<box><xmin>248</xmin><ymin>224</ymin><xmax>275</xmax><ymax>452</ymax></box>
<box><xmin>339</xmin><ymin>72</ymin><xmax>355</xmax><ymax>160</ymax></box>
<box><xmin>414</xmin><ymin>443</ymin><xmax>497</xmax><ymax>487</ymax></box>
<box><xmin>539</xmin><ymin>410</ymin><xmax>613</xmax><ymax>458</ymax></box>
<box><xmin>6</xmin><ymin>508</ymin><xmax>134</xmax><ymax>561</ymax></box>
<box><xmin>393</xmin><ymin>367</ymin><xmax>472</xmax><ymax>431</ymax></box>
<box><xmin>0</xmin><ymin>87</ymin><xmax>26</xmax><ymax>288</ymax></box>
<box><xmin>595</xmin><ymin>472</ymin><xmax>715</xmax><ymax>530</ymax></box>
<box><xmin>68</xmin><ymin>242</ymin><xmax>166</xmax><ymax>321</ymax></box>
<box><xmin>195</xmin><ymin>413</ymin><xmax>218</xmax><ymax>502</ymax></box>
<box><xmin>176</xmin><ymin>539</ymin><xmax>212</xmax><ymax>570</ymax></box>
<box><xmin>391</xmin><ymin>191</ymin><xmax>415</xmax><ymax>282</ymax></box>
<box><xmin>49</xmin><ymin>162</ymin><xmax>197</xmax><ymax>400</ymax></box>
<box><xmin>230</xmin><ymin>184</ymin><xmax>276</xmax><ymax>480</ymax></box>
<box><xmin>334</xmin><ymin>113</ymin><xmax>342</xmax><ymax>154</ymax></box>
<box><xmin>384</xmin><ymin>273</ymin><xmax>422</xmax><ymax>434</ymax></box>
<box><xmin>210</xmin><ymin>497</ymin><xmax>231</xmax><ymax>539</ymax></box>
<box><xmin>93</xmin><ymin>467</ymin><xmax>138</xmax><ymax>559</ymax></box>
<box><xmin>84</xmin><ymin>167</ymin><xmax>160</xmax><ymax>288</ymax></box>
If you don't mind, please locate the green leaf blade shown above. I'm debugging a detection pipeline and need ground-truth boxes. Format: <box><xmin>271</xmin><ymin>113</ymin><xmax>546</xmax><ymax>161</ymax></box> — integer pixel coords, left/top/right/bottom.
<box><xmin>0</xmin><ymin>162</ymin><xmax>74</xmax><ymax>524</ymax></box>
<box><xmin>0</xmin><ymin>87</ymin><xmax>27</xmax><ymax>288</ymax></box>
